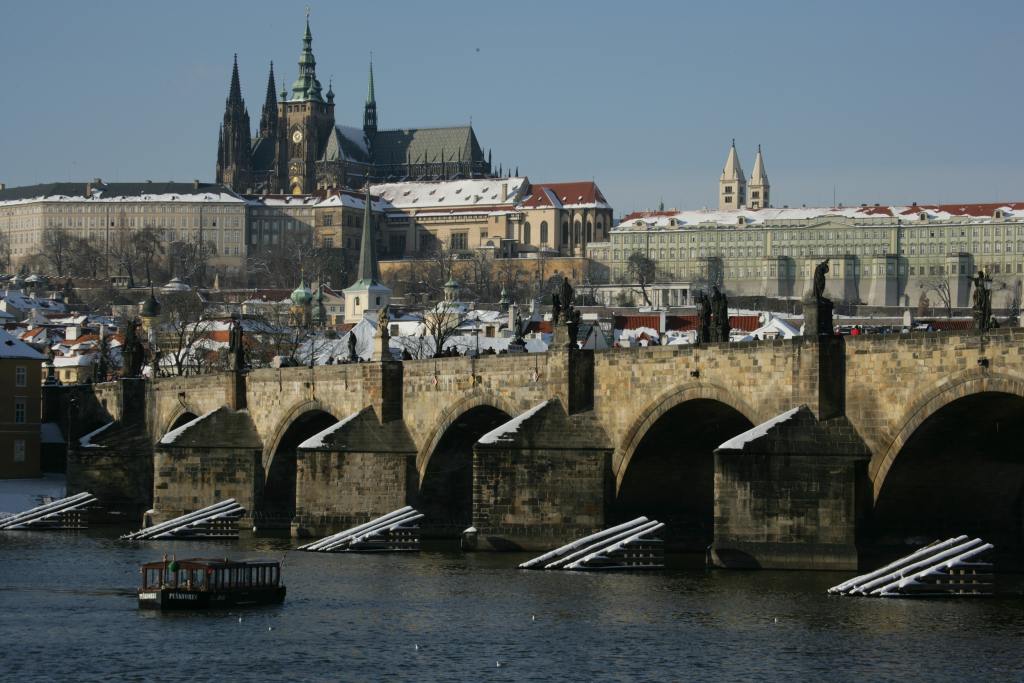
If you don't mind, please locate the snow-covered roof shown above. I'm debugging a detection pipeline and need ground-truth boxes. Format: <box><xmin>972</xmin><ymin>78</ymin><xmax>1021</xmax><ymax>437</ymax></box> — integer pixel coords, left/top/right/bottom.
<box><xmin>371</xmin><ymin>178</ymin><xmax>529</xmax><ymax>210</ymax></box>
<box><xmin>0</xmin><ymin>328</ymin><xmax>47</xmax><ymax>360</ymax></box>
<box><xmin>617</xmin><ymin>201</ymin><xmax>1024</xmax><ymax>230</ymax></box>
<box><xmin>54</xmin><ymin>354</ymin><xmax>94</xmax><ymax>367</ymax></box>
<box><xmin>316</xmin><ymin>192</ymin><xmax>391</xmax><ymax>212</ymax></box>
<box><xmin>478</xmin><ymin>401</ymin><xmax>549</xmax><ymax>445</ymax></box>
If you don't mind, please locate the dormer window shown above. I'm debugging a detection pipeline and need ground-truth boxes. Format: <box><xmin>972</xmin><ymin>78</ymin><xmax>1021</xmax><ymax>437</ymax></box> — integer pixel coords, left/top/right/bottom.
<box><xmin>919</xmin><ymin>212</ymin><xmax>928</xmax><ymax>221</ymax></box>
<box><xmin>994</xmin><ymin>209</ymin><xmax>1004</xmax><ymax>219</ymax></box>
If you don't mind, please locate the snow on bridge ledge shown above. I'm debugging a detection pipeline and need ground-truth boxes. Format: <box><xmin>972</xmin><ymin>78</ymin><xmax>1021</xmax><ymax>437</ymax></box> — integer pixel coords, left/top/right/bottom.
<box><xmin>717</xmin><ymin>406</ymin><xmax>800</xmax><ymax>451</ymax></box>
<box><xmin>298</xmin><ymin>411</ymin><xmax>361</xmax><ymax>450</ymax></box>
<box><xmin>478</xmin><ymin>401</ymin><xmax>550</xmax><ymax>445</ymax></box>
<box><xmin>159</xmin><ymin>408</ymin><xmax>220</xmax><ymax>446</ymax></box>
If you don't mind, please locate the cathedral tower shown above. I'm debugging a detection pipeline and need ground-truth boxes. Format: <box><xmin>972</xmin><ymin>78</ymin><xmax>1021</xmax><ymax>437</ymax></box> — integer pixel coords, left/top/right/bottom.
<box><xmin>748</xmin><ymin>145</ymin><xmax>770</xmax><ymax>209</ymax></box>
<box><xmin>216</xmin><ymin>55</ymin><xmax>252</xmax><ymax>191</ymax></box>
<box><xmin>718</xmin><ymin>139</ymin><xmax>746</xmax><ymax>211</ymax></box>
<box><xmin>282</xmin><ymin>15</ymin><xmax>335</xmax><ymax>194</ymax></box>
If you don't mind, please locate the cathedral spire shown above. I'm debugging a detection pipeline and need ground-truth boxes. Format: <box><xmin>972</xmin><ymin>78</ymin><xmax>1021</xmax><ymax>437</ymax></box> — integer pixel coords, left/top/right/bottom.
<box><xmin>356</xmin><ymin>185</ymin><xmax>381</xmax><ymax>284</ymax></box>
<box><xmin>291</xmin><ymin>13</ymin><xmax>323</xmax><ymax>101</ymax></box>
<box><xmin>749</xmin><ymin>144</ymin><xmax>770</xmax><ymax>209</ymax></box>
<box><xmin>227</xmin><ymin>54</ymin><xmax>243</xmax><ymax>106</ymax></box>
<box><xmin>259</xmin><ymin>61</ymin><xmax>278</xmax><ymax>139</ymax></box>
<box><xmin>217</xmin><ymin>55</ymin><xmax>252</xmax><ymax>190</ymax></box>
<box><xmin>363</xmin><ymin>57</ymin><xmax>378</xmax><ymax>139</ymax></box>
<box><xmin>719</xmin><ymin>139</ymin><xmax>746</xmax><ymax>210</ymax></box>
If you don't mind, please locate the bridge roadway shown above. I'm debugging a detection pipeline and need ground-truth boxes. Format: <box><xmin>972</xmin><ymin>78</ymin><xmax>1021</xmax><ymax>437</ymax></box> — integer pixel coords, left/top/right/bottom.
<box><xmin>71</xmin><ymin>326</ymin><xmax>1024</xmax><ymax>570</ymax></box>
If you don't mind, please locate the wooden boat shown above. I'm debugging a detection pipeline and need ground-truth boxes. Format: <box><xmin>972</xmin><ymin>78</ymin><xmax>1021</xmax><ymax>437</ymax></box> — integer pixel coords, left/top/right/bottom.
<box><xmin>138</xmin><ymin>557</ymin><xmax>286</xmax><ymax>610</ymax></box>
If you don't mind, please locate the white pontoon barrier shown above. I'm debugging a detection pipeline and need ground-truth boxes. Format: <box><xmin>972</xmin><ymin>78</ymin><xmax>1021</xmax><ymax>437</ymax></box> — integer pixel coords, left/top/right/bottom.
<box><xmin>519</xmin><ymin>517</ymin><xmax>665</xmax><ymax>570</ymax></box>
<box><xmin>297</xmin><ymin>507</ymin><xmax>423</xmax><ymax>552</ymax></box>
<box><xmin>829</xmin><ymin>536</ymin><xmax>994</xmax><ymax>597</ymax></box>
<box><xmin>0</xmin><ymin>492</ymin><xmax>98</xmax><ymax>530</ymax></box>
<box><xmin>121</xmin><ymin>499</ymin><xmax>245</xmax><ymax>541</ymax></box>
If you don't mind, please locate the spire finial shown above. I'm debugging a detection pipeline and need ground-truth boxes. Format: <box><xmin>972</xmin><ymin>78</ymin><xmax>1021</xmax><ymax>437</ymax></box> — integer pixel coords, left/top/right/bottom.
<box><xmin>732</xmin><ymin>137</ymin><xmax>735</xmax><ymax>147</ymax></box>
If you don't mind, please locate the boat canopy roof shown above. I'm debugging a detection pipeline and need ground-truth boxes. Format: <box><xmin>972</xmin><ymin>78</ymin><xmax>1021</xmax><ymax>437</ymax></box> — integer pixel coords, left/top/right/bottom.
<box><xmin>140</xmin><ymin>558</ymin><xmax>280</xmax><ymax>571</ymax></box>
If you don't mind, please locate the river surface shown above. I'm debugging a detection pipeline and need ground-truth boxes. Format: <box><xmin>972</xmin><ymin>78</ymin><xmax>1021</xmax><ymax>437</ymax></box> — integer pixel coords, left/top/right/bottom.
<box><xmin>2</xmin><ymin>530</ymin><xmax>1024</xmax><ymax>682</ymax></box>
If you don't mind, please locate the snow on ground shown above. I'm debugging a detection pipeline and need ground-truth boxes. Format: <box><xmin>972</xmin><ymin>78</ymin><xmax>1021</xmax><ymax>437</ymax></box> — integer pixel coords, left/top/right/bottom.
<box><xmin>0</xmin><ymin>474</ymin><xmax>66</xmax><ymax>515</ymax></box>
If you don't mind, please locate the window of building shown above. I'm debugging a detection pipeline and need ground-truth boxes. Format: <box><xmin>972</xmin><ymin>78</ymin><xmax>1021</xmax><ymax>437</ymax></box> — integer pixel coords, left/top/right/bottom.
<box><xmin>13</xmin><ymin>440</ymin><xmax>25</xmax><ymax>463</ymax></box>
<box><xmin>15</xmin><ymin>366</ymin><xmax>26</xmax><ymax>387</ymax></box>
<box><xmin>323</xmin><ymin>237</ymin><xmax>334</xmax><ymax>249</ymax></box>
<box><xmin>523</xmin><ymin>222</ymin><xmax>531</xmax><ymax>244</ymax></box>
<box><xmin>354</xmin><ymin>297</ymin><xmax>360</xmax><ymax>306</ymax></box>
<box><xmin>322</xmin><ymin>214</ymin><xmax>333</xmax><ymax>226</ymax></box>
<box><xmin>388</xmin><ymin>234</ymin><xmax>406</xmax><ymax>255</ymax></box>
<box><xmin>14</xmin><ymin>398</ymin><xmax>26</xmax><ymax>424</ymax></box>
<box><xmin>540</xmin><ymin>221</ymin><xmax>548</xmax><ymax>244</ymax></box>
<box><xmin>562</xmin><ymin>222</ymin><xmax>569</xmax><ymax>243</ymax></box>
<box><xmin>450</xmin><ymin>232</ymin><xmax>468</xmax><ymax>251</ymax></box>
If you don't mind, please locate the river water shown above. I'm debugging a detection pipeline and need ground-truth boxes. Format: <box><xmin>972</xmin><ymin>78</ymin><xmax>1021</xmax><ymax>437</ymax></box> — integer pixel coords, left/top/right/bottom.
<box><xmin>2</xmin><ymin>530</ymin><xmax>1024</xmax><ymax>682</ymax></box>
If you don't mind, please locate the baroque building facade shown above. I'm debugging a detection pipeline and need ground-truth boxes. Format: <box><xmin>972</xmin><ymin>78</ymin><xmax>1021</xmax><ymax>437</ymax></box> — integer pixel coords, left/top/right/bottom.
<box><xmin>588</xmin><ymin>202</ymin><xmax>1024</xmax><ymax>309</ymax></box>
<box><xmin>216</xmin><ymin>18</ymin><xmax>494</xmax><ymax>195</ymax></box>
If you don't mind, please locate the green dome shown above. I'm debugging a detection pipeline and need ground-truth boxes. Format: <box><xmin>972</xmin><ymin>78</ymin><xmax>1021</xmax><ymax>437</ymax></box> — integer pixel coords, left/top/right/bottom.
<box><xmin>290</xmin><ymin>280</ymin><xmax>312</xmax><ymax>305</ymax></box>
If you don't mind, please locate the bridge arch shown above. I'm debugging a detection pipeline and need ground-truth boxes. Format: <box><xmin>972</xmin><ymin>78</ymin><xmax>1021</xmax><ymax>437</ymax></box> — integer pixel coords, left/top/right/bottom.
<box><xmin>870</xmin><ymin>371</ymin><xmax>1024</xmax><ymax>500</ymax></box>
<box><xmin>613</xmin><ymin>382</ymin><xmax>759</xmax><ymax>490</ymax></box>
<box><xmin>261</xmin><ymin>399</ymin><xmax>340</xmax><ymax>524</ymax></box>
<box><xmin>870</xmin><ymin>370</ymin><xmax>1024</xmax><ymax>554</ymax></box>
<box><xmin>611</xmin><ymin>382</ymin><xmax>758</xmax><ymax>550</ymax></box>
<box><xmin>415</xmin><ymin>391</ymin><xmax>516</xmax><ymax>537</ymax></box>
<box><xmin>415</xmin><ymin>391</ymin><xmax>519</xmax><ymax>478</ymax></box>
<box><xmin>161</xmin><ymin>406</ymin><xmax>200</xmax><ymax>438</ymax></box>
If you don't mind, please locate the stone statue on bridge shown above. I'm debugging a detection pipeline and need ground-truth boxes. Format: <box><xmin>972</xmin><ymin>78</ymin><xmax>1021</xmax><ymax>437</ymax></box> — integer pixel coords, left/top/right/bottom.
<box><xmin>696</xmin><ymin>291</ymin><xmax>712</xmax><ymax>344</ymax></box>
<box><xmin>347</xmin><ymin>330</ymin><xmax>358</xmax><ymax>362</ymax></box>
<box><xmin>560</xmin><ymin>276</ymin><xmax>575</xmax><ymax>315</ymax></box>
<box><xmin>227</xmin><ymin>314</ymin><xmax>245</xmax><ymax>371</ymax></box>
<box><xmin>971</xmin><ymin>270</ymin><xmax>992</xmax><ymax>332</ymax></box>
<box><xmin>710</xmin><ymin>286</ymin><xmax>730</xmax><ymax>342</ymax></box>
<box><xmin>122</xmin><ymin>318</ymin><xmax>145</xmax><ymax>378</ymax></box>
<box><xmin>812</xmin><ymin>259</ymin><xmax>831</xmax><ymax>303</ymax></box>
<box><xmin>377</xmin><ymin>305</ymin><xmax>390</xmax><ymax>336</ymax></box>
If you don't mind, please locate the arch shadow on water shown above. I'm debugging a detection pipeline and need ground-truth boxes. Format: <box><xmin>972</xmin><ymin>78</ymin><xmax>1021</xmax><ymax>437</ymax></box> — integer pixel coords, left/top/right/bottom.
<box><xmin>869</xmin><ymin>390</ymin><xmax>1024</xmax><ymax>567</ymax></box>
<box><xmin>417</xmin><ymin>405</ymin><xmax>511</xmax><ymax>539</ymax></box>
<box><xmin>611</xmin><ymin>398</ymin><xmax>753</xmax><ymax>553</ymax></box>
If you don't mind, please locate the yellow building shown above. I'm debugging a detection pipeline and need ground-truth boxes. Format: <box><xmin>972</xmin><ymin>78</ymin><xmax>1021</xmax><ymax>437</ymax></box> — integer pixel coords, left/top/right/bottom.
<box><xmin>0</xmin><ymin>328</ymin><xmax>46</xmax><ymax>478</ymax></box>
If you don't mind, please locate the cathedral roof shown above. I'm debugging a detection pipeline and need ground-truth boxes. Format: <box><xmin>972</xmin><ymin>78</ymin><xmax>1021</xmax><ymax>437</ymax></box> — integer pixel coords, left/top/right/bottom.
<box><xmin>324</xmin><ymin>125</ymin><xmax>371</xmax><ymax>164</ymax></box>
<box><xmin>250</xmin><ymin>136</ymin><xmax>277</xmax><ymax>172</ymax></box>
<box><xmin>371</xmin><ymin>126</ymin><xmax>484</xmax><ymax>168</ymax></box>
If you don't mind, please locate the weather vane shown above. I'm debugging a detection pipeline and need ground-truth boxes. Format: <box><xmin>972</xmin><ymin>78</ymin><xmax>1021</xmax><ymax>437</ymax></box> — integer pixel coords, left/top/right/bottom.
<box><xmin>306</xmin><ymin>6</ymin><xmax>310</xmax><ymax>19</ymax></box>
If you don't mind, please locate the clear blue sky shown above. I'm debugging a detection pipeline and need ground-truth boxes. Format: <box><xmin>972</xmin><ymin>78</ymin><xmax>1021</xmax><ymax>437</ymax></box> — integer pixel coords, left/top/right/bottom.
<box><xmin>2</xmin><ymin>0</ymin><xmax>1021</xmax><ymax>215</ymax></box>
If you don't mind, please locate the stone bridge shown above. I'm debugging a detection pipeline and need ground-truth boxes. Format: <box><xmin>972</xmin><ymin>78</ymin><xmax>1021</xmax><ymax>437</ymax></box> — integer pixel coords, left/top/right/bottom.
<box><xmin>71</xmin><ymin>326</ymin><xmax>1024</xmax><ymax>570</ymax></box>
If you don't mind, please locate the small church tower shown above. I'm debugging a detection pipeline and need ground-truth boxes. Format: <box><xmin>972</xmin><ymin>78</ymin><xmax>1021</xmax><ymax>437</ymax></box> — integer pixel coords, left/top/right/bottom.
<box><xmin>216</xmin><ymin>55</ymin><xmax>252</xmax><ymax>191</ymax></box>
<box><xmin>343</xmin><ymin>186</ymin><xmax>391</xmax><ymax>324</ymax></box>
<box><xmin>718</xmin><ymin>139</ymin><xmax>746</xmax><ymax>211</ymax></box>
<box><xmin>748</xmin><ymin>145</ymin><xmax>770</xmax><ymax>209</ymax></box>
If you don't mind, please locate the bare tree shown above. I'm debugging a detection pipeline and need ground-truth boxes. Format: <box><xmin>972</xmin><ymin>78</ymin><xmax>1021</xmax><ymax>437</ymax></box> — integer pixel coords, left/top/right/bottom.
<box><xmin>68</xmin><ymin>237</ymin><xmax>105</xmax><ymax>279</ymax></box>
<box><xmin>158</xmin><ymin>291</ymin><xmax>214</xmax><ymax>376</ymax></box>
<box><xmin>0</xmin><ymin>231</ymin><xmax>11</xmax><ymax>273</ymax></box>
<box><xmin>40</xmin><ymin>227</ymin><xmax>72</xmax><ymax>277</ymax></box>
<box><xmin>921</xmin><ymin>276</ymin><xmax>953</xmax><ymax>318</ymax></box>
<box><xmin>625</xmin><ymin>252</ymin><xmax>657</xmax><ymax>306</ymax></box>
<box><xmin>134</xmin><ymin>227</ymin><xmax>165</xmax><ymax>287</ymax></box>
<box><xmin>423</xmin><ymin>297</ymin><xmax>466</xmax><ymax>358</ymax></box>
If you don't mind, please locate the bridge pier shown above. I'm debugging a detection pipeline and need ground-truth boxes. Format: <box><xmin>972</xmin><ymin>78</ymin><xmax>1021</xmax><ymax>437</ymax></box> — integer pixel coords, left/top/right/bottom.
<box><xmin>292</xmin><ymin>407</ymin><xmax>417</xmax><ymax>538</ymax></box>
<box><xmin>466</xmin><ymin>398</ymin><xmax>612</xmax><ymax>551</ymax></box>
<box><xmin>711</xmin><ymin>406</ymin><xmax>871</xmax><ymax>570</ymax></box>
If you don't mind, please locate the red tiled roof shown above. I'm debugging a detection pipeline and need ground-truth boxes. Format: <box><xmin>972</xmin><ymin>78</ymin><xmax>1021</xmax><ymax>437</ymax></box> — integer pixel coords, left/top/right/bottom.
<box><xmin>621</xmin><ymin>210</ymin><xmax>678</xmax><ymax>221</ymax></box>
<box><xmin>525</xmin><ymin>320</ymin><xmax>553</xmax><ymax>334</ymax></box>
<box><xmin>897</xmin><ymin>202</ymin><xmax>1024</xmax><ymax>217</ymax></box>
<box><xmin>614</xmin><ymin>314</ymin><xmax>761</xmax><ymax>333</ymax></box>
<box><xmin>924</xmin><ymin>319</ymin><xmax>975</xmax><ymax>331</ymax></box>
<box><xmin>520</xmin><ymin>181</ymin><xmax>607</xmax><ymax>209</ymax></box>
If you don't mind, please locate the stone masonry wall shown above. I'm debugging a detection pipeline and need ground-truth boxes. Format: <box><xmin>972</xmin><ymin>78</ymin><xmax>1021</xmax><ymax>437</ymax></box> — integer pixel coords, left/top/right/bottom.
<box><xmin>293</xmin><ymin>451</ymin><xmax>416</xmax><ymax>537</ymax></box>
<box><xmin>152</xmin><ymin>446</ymin><xmax>263</xmax><ymax>523</ymax></box>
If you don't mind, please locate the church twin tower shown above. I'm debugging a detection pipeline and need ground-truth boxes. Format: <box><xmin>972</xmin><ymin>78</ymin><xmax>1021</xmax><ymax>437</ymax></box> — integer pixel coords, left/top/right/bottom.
<box><xmin>216</xmin><ymin>16</ymin><xmax>492</xmax><ymax>194</ymax></box>
<box><xmin>718</xmin><ymin>140</ymin><xmax>770</xmax><ymax>211</ymax></box>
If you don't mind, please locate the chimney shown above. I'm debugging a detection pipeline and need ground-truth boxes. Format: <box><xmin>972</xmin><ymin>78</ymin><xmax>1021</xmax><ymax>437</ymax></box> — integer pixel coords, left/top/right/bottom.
<box><xmin>500</xmin><ymin>183</ymin><xmax>507</xmax><ymax>202</ymax></box>
<box><xmin>193</xmin><ymin>179</ymin><xmax>200</xmax><ymax>189</ymax></box>
<box><xmin>0</xmin><ymin>182</ymin><xmax>6</xmax><ymax>191</ymax></box>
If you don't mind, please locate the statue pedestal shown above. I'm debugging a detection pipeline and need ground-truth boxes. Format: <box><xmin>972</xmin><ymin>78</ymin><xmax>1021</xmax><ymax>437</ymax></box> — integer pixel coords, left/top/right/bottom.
<box><xmin>553</xmin><ymin>322</ymin><xmax>576</xmax><ymax>349</ymax></box>
<box><xmin>372</xmin><ymin>334</ymin><xmax>391</xmax><ymax>361</ymax></box>
<box><xmin>802</xmin><ymin>297</ymin><xmax>834</xmax><ymax>336</ymax></box>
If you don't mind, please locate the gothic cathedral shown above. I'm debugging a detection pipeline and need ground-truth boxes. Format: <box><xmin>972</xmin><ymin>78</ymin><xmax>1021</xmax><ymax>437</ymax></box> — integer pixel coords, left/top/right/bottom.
<box><xmin>216</xmin><ymin>17</ymin><xmax>495</xmax><ymax>194</ymax></box>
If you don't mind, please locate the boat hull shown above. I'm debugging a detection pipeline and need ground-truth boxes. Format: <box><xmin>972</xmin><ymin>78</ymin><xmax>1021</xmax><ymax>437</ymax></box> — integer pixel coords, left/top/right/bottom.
<box><xmin>138</xmin><ymin>586</ymin><xmax>286</xmax><ymax>611</ymax></box>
